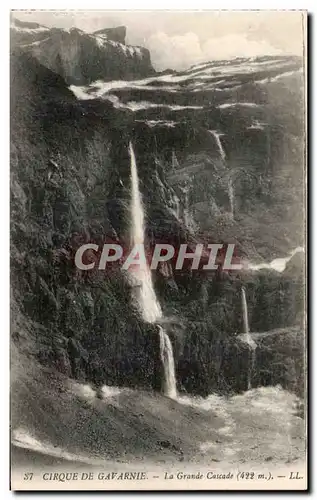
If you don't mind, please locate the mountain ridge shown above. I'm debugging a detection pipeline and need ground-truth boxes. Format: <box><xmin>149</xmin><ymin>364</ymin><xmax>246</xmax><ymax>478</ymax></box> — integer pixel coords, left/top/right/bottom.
<box><xmin>11</xmin><ymin>17</ymin><xmax>155</xmax><ymax>84</ymax></box>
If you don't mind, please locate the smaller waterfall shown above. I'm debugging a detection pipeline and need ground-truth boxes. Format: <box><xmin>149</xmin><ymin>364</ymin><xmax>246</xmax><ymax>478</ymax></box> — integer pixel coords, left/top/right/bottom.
<box><xmin>171</xmin><ymin>193</ymin><xmax>181</xmax><ymax>219</ymax></box>
<box><xmin>241</xmin><ymin>287</ymin><xmax>250</xmax><ymax>335</ymax></box>
<box><xmin>171</xmin><ymin>149</ymin><xmax>180</xmax><ymax>171</ymax></box>
<box><xmin>180</xmin><ymin>182</ymin><xmax>197</xmax><ymax>232</ymax></box>
<box><xmin>228</xmin><ymin>177</ymin><xmax>234</xmax><ymax>219</ymax></box>
<box><xmin>209</xmin><ymin>130</ymin><xmax>235</xmax><ymax>219</ymax></box>
<box><xmin>241</xmin><ymin>287</ymin><xmax>256</xmax><ymax>390</ymax></box>
<box><xmin>158</xmin><ymin>326</ymin><xmax>177</xmax><ymax>399</ymax></box>
<box><xmin>183</xmin><ymin>187</ymin><xmax>190</xmax><ymax>227</ymax></box>
<box><xmin>209</xmin><ymin>130</ymin><xmax>226</xmax><ymax>161</ymax></box>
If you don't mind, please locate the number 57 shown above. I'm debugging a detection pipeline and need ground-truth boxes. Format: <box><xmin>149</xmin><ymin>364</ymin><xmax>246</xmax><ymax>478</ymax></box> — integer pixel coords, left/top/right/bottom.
<box><xmin>23</xmin><ymin>473</ymin><xmax>33</xmax><ymax>481</ymax></box>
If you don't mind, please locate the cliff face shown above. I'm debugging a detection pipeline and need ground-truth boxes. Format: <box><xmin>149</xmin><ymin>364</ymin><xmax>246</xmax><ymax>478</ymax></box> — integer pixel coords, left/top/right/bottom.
<box><xmin>11</xmin><ymin>18</ymin><xmax>155</xmax><ymax>84</ymax></box>
<box><xmin>93</xmin><ymin>26</ymin><xmax>127</xmax><ymax>44</ymax></box>
<box><xmin>71</xmin><ymin>55</ymin><xmax>304</xmax><ymax>261</ymax></box>
<box><xmin>11</xmin><ymin>36</ymin><xmax>305</xmax><ymax>397</ymax></box>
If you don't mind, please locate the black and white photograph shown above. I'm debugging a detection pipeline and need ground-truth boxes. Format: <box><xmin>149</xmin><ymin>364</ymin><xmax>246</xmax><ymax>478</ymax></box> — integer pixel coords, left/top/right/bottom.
<box><xmin>9</xmin><ymin>9</ymin><xmax>307</xmax><ymax>491</ymax></box>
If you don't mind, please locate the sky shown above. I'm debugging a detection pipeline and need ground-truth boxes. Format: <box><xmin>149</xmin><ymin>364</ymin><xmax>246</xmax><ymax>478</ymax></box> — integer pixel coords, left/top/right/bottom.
<box><xmin>12</xmin><ymin>10</ymin><xmax>305</xmax><ymax>71</ymax></box>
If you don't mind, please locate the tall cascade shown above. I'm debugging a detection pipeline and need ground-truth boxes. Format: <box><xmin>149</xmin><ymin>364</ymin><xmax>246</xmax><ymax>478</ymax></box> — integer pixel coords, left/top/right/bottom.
<box><xmin>241</xmin><ymin>287</ymin><xmax>257</xmax><ymax>390</ymax></box>
<box><xmin>128</xmin><ymin>142</ymin><xmax>177</xmax><ymax>398</ymax></box>
<box><xmin>209</xmin><ymin>130</ymin><xmax>226</xmax><ymax>161</ymax></box>
<box><xmin>209</xmin><ymin>130</ymin><xmax>234</xmax><ymax>219</ymax></box>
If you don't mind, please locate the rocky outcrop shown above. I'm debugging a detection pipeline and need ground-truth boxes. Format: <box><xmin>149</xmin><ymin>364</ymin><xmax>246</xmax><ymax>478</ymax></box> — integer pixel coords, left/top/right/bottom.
<box><xmin>10</xmin><ymin>18</ymin><xmax>155</xmax><ymax>84</ymax></box>
<box><xmin>93</xmin><ymin>26</ymin><xmax>126</xmax><ymax>44</ymax></box>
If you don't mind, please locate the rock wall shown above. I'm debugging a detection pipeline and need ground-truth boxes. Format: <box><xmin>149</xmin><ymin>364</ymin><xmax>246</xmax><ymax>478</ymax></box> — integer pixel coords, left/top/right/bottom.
<box><xmin>10</xmin><ymin>48</ymin><xmax>305</xmax><ymax>398</ymax></box>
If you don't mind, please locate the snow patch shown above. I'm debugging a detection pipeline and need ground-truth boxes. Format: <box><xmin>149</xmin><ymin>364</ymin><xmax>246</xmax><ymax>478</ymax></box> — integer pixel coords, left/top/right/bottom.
<box><xmin>256</xmin><ymin>69</ymin><xmax>303</xmax><ymax>84</ymax></box>
<box><xmin>98</xmin><ymin>95</ymin><xmax>203</xmax><ymax>112</ymax></box>
<box><xmin>95</xmin><ymin>35</ymin><xmax>107</xmax><ymax>48</ymax></box>
<box><xmin>248</xmin><ymin>120</ymin><xmax>267</xmax><ymax>130</ymax></box>
<box><xmin>20</xmin><ymin>37</ymin><xmax>50</xmax><ymax>48</ymax></box>
<box><xmin>118</xmin><ymin>99</ymin><xmax>203</xmax><ymax>112</ymax></box>
<box><xmin>218</xmin><ymin>102</ymin><xmax>260</xmax><ymax>110</ymax></box>
<box><xmin>246</xmin><ymin>246</ymin><xmax>304</xmax><ymax>273</ymax></box>
<box><xmin>12</xmin><ymin>428</ymin><xmax>105</xmax><ymax>465</ymax></box>
<box><xmin>11</xmin><ymin>25</ymin><xmax>49</xmax><ymax>34</ymax></box>
<box><xmin>136</xmin><ymin>120</ymin><xmax>177</xmax><ymax>128</ymax></box>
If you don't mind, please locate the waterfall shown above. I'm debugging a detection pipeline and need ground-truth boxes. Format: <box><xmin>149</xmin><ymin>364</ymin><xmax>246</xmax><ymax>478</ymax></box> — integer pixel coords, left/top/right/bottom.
<box><xmin>209</xmin><ymin>130</ymin><xmax>235</xmax><ymax>219</ymax></box>
<box><xmin>228</xmin><ymin>176</ymin><xmax>234</xmax><ymax>219</ymax></box>
<box><xmin>172</xmin><ymin>193</ymin><xmax>181</xmax><ymax>219</ymax></box>
<box><xmin>129</xmin><ymin>142</ymin><xmax>162</xmax><ymax>323</ymax></box>
<box><xmin>183</xmin><ymin>186</ymin><xmax>190</xmax><ymax>227</ymax></box>
<box><xmin>209</xmin><ymin>130</ymin><xmax>226</xmax><ymax>161</ymax></box>
<box><xmin>128</xmin><ymin>142</ymin><xmax>177</xmax><ymax>397</ymax></box>
<box><xmin>158</xmin><ymin>326</ymin><xmax>177</xmax><ymax>399</ymax></box>
<box><xmin>241</xmin><ymin>287</ymin><xmax>250</xmax><ymax>335</ymax></box>
<box><xmin>241</xmin><ymin>287</ymin><xmax>256</xmax><ymax>390</ymax></box>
